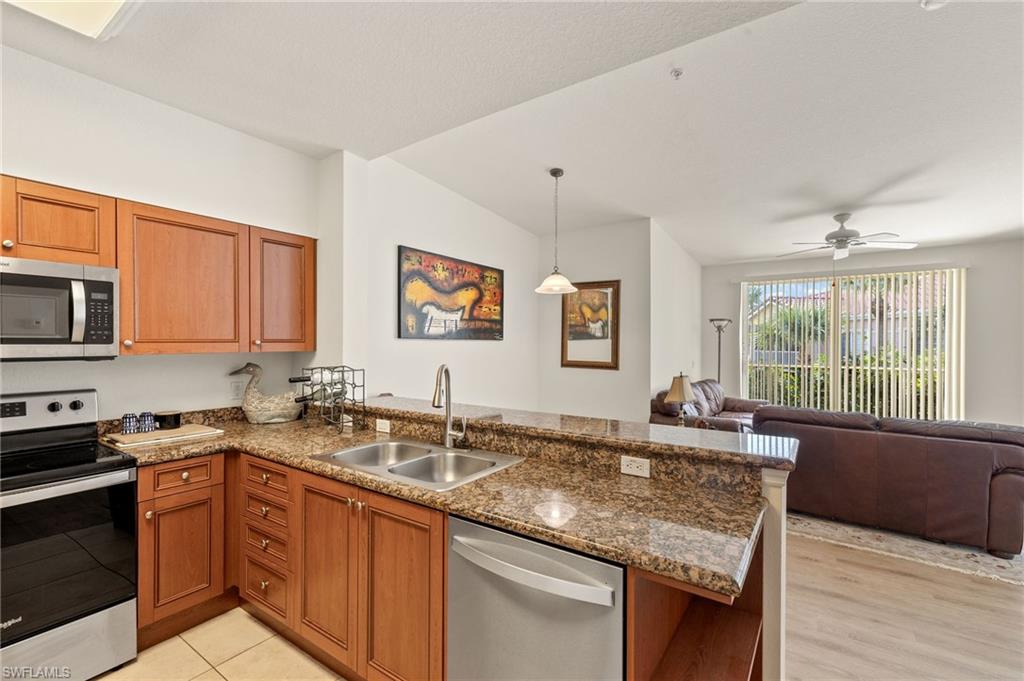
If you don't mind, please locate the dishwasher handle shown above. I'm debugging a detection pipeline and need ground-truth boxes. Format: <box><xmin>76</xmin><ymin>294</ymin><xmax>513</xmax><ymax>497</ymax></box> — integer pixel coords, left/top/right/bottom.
<box><xmin>451</xmin><ymin>535</ymin><xmax>615</xmax><ymax>607</ymax></box>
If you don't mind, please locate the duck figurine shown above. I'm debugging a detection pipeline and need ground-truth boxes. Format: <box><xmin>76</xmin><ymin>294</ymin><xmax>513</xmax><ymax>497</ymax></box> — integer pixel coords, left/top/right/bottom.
<box><xmin>228</xmin><ymin>362</ymin><xmax>302</xmax><ymax>424</ymax></box>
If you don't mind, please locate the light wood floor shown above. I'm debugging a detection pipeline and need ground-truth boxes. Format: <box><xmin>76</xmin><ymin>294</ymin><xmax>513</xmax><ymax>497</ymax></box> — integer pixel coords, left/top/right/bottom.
<box><xmin>787</xmin><ymin>534</ymin><xmax>1024</xmax><ymax>681</ymax></box>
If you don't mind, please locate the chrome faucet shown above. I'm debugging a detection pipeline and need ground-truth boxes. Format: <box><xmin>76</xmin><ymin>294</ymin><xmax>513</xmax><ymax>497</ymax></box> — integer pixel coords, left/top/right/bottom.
<box><xmin>432</xmin><ymin>364</ymin><xmax>466</xmax><ymax>448</ymax></box>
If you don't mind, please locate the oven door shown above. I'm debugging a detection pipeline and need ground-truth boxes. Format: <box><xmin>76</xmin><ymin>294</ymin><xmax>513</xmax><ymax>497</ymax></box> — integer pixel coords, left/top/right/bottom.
<box><xmin>0</xmin><ymin>259</ymin><xmax>86</xmax><ymax>359</ymax></box>
<box><xmin>0</xmin><ymin>468</ymin><xmax>137</xmax><ymax>649</ymax></box>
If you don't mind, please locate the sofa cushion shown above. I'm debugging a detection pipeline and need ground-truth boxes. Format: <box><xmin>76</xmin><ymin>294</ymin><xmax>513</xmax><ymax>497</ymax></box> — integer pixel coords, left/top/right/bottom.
<box><xmin>651</xmin><ymin>390</ymin><xmax>681</xmax><ymax>417</ymax></box>
<box><xmin>754</xmin><ymin>405</ymin><xmax>878</xmax><ymax>431</ymax></box>
<box><xmin>695</xmin><ymin>380</ymin><xmax>726</xmax><ymax>416</ymax></box>
<box><xmin>690</xmin><ymin>386</ymin><xmax>711</xmax><ymax>416</ymax></box>
<box><xmin>879</xmin><ymin>418</ymin><xmax>1024</xmax><ymax>449</ymax></box>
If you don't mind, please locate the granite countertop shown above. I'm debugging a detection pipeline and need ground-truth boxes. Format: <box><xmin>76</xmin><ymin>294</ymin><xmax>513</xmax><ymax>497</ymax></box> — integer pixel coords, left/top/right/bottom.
<box><xmin>122</xmin><ymin>420</ymin><xmax>766</xmax><ymax>597</ymax></box>
<box><xmin>364</xmin><ymin>395</ymin><xmax>798</xmax><ymax>471</ymax></box>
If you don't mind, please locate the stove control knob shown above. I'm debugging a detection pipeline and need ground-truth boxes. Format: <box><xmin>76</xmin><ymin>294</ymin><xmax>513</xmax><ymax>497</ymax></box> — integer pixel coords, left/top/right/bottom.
<box><xmin>47</xmin><ymin>401</ymin><xmax>63</xmax><ymax>413</ymax></box>
<box><xmin>69</xmin><ymin>400</ymin><xmax>85</xmax><ymax>411</ymax></box>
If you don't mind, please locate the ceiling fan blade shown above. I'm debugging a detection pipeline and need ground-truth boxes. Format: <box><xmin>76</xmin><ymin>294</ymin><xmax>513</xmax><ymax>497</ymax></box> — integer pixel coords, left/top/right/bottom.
<box><xmin>833</xmin><ymin>247</ymin><xmax>850</xmax><ymax>261</ymax></box>
<box><xmin>856</xmin><ymin>232</ymin><xmax>899</xmax><ymax>240</ymax></box>
<box><xmin>776</xmin><ymin>245</ymin><xmax>832</xmax><ymax>258</ymax></box>
<box><xmin>790</xmin><ymin>241</ymin><xmax>830</xmax><ymax>245</ymax></box>
<box><xmin>859</xmin><ymin>241</ymin><xmax>918</xmax><ymax>249</ymax></box>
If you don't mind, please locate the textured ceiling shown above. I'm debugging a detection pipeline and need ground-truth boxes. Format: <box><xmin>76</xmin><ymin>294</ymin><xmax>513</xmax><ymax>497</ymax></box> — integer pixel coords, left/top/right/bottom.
<box><xmin>391</xmin><ymin>1</ymin><xmax>1024</xmax><ymax>264</ymax></box>
<box><xmin>0</xmin><ymin>1</ymin><xmax>795</xmax><ymax>158</ymax></box>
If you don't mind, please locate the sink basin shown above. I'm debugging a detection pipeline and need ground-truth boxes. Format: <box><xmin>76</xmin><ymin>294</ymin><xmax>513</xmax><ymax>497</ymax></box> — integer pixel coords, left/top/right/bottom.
<box><xmin>313</xmin><ymin>439</ymin><xmax>521</xmax><ymax>492</ymax></box>
<box><xmin>388</xmin><ymin>452</ymin><xmax>495</xmax><ymax>484</ymax></box>
<box><xmin>325</xmin><ymin>442</ymin><xmax>432</xmax><ymax>467</ymax></box>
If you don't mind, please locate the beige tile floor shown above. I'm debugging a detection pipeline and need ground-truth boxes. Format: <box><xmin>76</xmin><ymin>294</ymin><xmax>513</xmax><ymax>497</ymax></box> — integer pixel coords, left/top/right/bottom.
<box><xmin>99</xmin><ymin>608</ymin><xmax>345</xmax><ymax>681</ymax></box>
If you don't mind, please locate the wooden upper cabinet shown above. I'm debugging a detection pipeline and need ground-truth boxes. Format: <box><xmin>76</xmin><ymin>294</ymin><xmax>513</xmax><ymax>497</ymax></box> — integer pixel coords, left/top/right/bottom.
<box><xmin>117</xmin><ymin>200</ymin><xmax>249</xmax><ymax>354</ymax></box>
<box><xmin>1</xmin><ymin>176</ymin><xmax>116</xmax><ymax>265</ymax></box>
<box><xmin>249</xmin><ymin>227</ymin><xmax>315</xmax><ymax>352</ymax></box>
<box><xmin>359</xmin><ymin>490</ymin><xmax>444</xmax><ymax>681</ymax></box>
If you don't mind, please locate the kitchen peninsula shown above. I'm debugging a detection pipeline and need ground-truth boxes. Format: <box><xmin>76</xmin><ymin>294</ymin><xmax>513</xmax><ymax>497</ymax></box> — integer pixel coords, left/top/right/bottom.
<box><xmin>118</xmin><ymin>395</ymin><xmax>797</xmax><ymax>681</ymax></box>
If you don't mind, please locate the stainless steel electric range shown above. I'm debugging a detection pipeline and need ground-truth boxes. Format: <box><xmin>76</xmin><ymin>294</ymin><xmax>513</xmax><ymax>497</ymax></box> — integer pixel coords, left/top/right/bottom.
<box><xmin>1</xmin><ymin>389</ymin><xmax>137</xmax><ymax>681</ymax></box>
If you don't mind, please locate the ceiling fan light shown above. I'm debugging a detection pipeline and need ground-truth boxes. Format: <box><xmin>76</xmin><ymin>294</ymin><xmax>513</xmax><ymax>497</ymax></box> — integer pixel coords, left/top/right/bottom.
<box><xmin>833</xmin><ymin>246</ymin><xmax>850</xmax><ymax>261</ymax></box>
<box><xmin>535</xmin><ymin>270</ymin><xmax>577</xmax><ymax>294</ymax></box>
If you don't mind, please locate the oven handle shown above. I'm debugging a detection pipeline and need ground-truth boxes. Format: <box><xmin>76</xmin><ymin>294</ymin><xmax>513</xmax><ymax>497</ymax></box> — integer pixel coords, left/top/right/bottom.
<box><xmin>0</xmin><ymin>468</ymin><xmax>136</xmax><ymax>508</ymax></box>
<box><xmin>70</xmin><ymin>279</ymin><xmax>87</xmax><ymax>343</ymax></box>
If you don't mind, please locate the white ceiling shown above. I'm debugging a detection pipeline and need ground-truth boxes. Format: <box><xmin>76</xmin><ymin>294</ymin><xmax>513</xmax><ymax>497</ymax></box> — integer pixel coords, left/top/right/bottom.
<box><xmin>0</xmin><ymin>0</ymin><xmax>794</xmax><ymax>158</ymax></box>
<box><xmin>391</xmin><ymin>1</ymin><xmax>1024</xmax><ymax>264</ymax></box>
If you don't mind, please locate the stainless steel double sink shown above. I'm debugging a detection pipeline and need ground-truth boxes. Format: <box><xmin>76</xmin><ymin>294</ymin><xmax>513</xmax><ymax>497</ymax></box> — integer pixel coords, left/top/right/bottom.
<box><xmin>312</xmin><ymin>440</ymin><xmax>522</xmax><ymax>492</ymax></box>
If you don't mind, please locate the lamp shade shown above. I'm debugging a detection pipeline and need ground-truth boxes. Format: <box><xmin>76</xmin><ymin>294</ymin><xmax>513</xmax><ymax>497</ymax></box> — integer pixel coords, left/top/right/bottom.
<box><xmin>535</xmin><ymin>270</ymin><xmax>577</xmax><ymax>295</ymax></box>
<box><xmin>666</xmin><ymin>374</ymin><xmax>695</xmax><ymax>403</ymax></box>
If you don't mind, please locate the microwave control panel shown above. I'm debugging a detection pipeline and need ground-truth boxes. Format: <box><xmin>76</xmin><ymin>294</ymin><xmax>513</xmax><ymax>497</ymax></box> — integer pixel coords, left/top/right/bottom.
<box><xmin>84</xmin><ymin>280</ymin><xmax>115</xmax><ymax>345</ymax></box>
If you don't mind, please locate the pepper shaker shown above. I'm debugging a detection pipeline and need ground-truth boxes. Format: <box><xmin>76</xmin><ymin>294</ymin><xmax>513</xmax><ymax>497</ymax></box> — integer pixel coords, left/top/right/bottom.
<box><xmin>121</xmin><ymin>413</ymin><xmax>139</xmax><ymax>435</ymax></box>
<box><xmin>139</xmin><ymin>411</ymin><xmax>156</xmax><ymax>433</ymax></box>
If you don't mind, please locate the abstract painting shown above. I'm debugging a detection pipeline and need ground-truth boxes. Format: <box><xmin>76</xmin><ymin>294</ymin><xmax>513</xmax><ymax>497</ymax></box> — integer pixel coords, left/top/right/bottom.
<box><xmin>562</xmin><ymin>280</ymin><xmax>620</xmax><ymax>369</ymax></box>
<box><xmin>398</xmin><ymin>245</ymin><xmax>504</xmax><ymax>340</ymax></box>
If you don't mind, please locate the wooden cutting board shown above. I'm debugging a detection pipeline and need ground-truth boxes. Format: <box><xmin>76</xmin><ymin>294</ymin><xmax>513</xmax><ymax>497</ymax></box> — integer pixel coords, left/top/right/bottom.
<box><xmin>104</xmin><ymin>423</ymin><xmax>224</xmax><ymax>448</ymax></box>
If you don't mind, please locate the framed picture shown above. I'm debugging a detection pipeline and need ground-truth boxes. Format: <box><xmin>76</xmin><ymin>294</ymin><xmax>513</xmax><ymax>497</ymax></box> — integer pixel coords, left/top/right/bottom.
<box><xmin>561</xmin><ymin>280</ymin><xmax>620</xmax><ymax>370</ymax></box>
<box><xmin>398</xmin><ymin>245</ymin><xmax>504</xmax><ymax>340</ymax></box>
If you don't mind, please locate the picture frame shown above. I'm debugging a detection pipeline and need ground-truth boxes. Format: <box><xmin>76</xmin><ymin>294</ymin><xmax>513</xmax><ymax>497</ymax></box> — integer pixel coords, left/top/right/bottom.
<box><xmin>561</xmin><ymin>280</ymin><xmax>620</xmax><ymax>370</ymax></box>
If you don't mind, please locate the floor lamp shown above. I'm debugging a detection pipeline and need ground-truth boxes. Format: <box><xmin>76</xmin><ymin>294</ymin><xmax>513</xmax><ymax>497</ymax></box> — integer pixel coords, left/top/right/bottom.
<box><xmin>709</xmin><ymin>318</ymin><xmax>733</xmax><ymax>382</ymax></box>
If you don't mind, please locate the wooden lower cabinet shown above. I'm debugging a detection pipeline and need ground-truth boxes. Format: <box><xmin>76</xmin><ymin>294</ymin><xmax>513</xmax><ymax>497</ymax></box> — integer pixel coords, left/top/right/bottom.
<box><xmin>359</xmin><ymin>490</ymin><xmax>445</xmax><ymax>681</ymax></box>
<box><xmin>138</xmin><ymin>483</ymin><xmax>225</xmax><ymax>627</ymax></box>
<box><xmin>296</xmin><ymin>474</ymin><xmax>360</xmax><ymax>669</ymax></box>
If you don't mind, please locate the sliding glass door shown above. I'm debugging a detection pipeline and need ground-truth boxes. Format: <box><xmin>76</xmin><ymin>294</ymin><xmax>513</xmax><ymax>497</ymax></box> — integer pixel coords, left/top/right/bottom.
<box><xmin>740</xmin><ymin>268</ymin><xmax>966</xmax><ymax>419</ymax></box>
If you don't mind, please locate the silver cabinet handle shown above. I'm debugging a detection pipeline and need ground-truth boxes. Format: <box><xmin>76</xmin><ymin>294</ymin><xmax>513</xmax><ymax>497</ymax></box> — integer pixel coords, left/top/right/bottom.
<box><xmin>254</xmin><ymin>339</ymin><xmax>262</xmax><ymax>346</ymax></box>
<box><xmin>260</xmin><ymin>506</ymin><xmax>270</xmax><ymax>517</ymax></box>
<box><xmin>123</xmin><ymin>339</ymin><xmax>134</xmax><ymax>348</ymax></box>
<box><xmin>260</xmin><ymin>538</ymin><xmax>270</xmax><ymax>549</ymax></box>
<box><xmin>260</xmin><ymin>472</ymin><xmax>270</xmax><ymax>483</ymax></box>
<box><xmin>450</xmin><ymin>536</ymin><xmax>614</xmax><ymax>607</ymax></box>
<box><xmin>181</xmin><ymin>471</ymin><xmax>190</xmax><ymax>481</ymax></box>
<box><xmin>259</xmin><ymin>579</ymin><xmax>269</xmax><ymax>591</ymax></box>
<box><xmin>2</xmin><ymin>239</ymin><xmax>13</xmax><ymax>249</ymax></box>
<box><xmin>145</xmin><ymin>510</ymin><xmax>154</xmax><ymax>520</ymax></box>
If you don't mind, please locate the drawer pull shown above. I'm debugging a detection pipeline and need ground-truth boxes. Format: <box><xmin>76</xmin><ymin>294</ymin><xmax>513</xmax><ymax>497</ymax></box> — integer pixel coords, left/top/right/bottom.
<box><xmin>181</xmin><ymin>471</ymin><xmax>190</xmax><ymax>481</ymax></box>
<box><xmin>260</xmin><ymin>538</ymin><xmax>270</xmax><ymax>549</ymax></box>
<box><xmin>344</xmin><ymin>497</ymin><xmax>353</xmax><ymax>507</ymax></box>
<box><xmin>354</xmin><ymin>501</ymin><xmax>366</xmax><ymax>512</ymax></box>
<box><xmin>260</xmin><ymin>505</ymin><xmax>270</xmax><ymax>517</ymax></box>
<box><xmin>259</xmin><ymin>579</ymin><xmax>269</xmax><ymax>591</ymax></box>
<box><xmin>145</xmin><ymin>511</ymin><xmax>154</xmax><ymax>520</ymax></box>
<box><xmin>260</xmin><ymin>472</ymin><xmax>270</xmax><ymax>484</ymax></box>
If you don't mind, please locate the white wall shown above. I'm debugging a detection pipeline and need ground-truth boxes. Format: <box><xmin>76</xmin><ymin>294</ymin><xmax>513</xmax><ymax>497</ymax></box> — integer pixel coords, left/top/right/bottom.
<box><xmin>0</xmin><ymin>47</ymin><xmax>321</xmax><ymax>418</ymax></box>
<box><xmin>537</xmin><ymin>219</ymin><xmax>653</xmax><ymax>422</ymax></box>
<box><xmin>344</xmin><ymin>157</ymin><xmax>540</xmax><ymax>409</ymax></box>
<box><xmin>650</xmin><ymin>220</ymin><xmax>702</xmax><ymax>395</ymax></box>
<box><xmin>701</xmin><ymin>239</ymin><xmax>1024</xmax><ymax>425</ymax></box>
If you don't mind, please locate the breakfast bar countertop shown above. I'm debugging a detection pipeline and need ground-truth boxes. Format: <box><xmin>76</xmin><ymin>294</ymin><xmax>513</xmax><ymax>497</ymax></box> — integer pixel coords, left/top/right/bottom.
<box><xmin>122</xmin><ymin>418</ymin><xmax>766</xmax><ymax>597</ymax></box>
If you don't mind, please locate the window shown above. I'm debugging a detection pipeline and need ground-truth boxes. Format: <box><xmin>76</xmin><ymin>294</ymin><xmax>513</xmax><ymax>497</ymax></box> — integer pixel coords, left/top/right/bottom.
<box><xmin>740</xmin><ymin>268</ymin><xmax>966</xmax><ymax>420</ymax></box>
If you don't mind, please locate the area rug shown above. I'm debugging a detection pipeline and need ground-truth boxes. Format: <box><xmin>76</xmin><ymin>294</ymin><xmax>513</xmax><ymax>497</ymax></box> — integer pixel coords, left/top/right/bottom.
<box><xmin>787</xmin><ymin>513</ymin><xmax>1024</xmax><ymax>586</ymax></box>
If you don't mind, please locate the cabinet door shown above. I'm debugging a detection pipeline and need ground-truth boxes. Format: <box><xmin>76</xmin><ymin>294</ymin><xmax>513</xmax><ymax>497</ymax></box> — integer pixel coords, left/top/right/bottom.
<box><xmin>138</xmin><ymin>485</ymin><xmax>225</xmax><ymax>626</ymax></box>
<box><xmin>297</xmin><ymin>473</ymin><xmax>359</xmax><ymax>668</ymax></box>
<box><xmin>358</xmin><ymin>491</ymin><xmax>444</xmax><ymax>681</ymax></box>
<box><xmin>117</xmin><ymin>200</ymin><xmax>249</xmax><ymax>354</ymax></box>
<box><xmin>249</xmin><ymin>227</ymin><xmax>316</xmax><ymax>352</ymax></box>
<box><xmin>1</xmin><ymin>176</ymin><xmax>116</xmax><ymax>265</ymax></box>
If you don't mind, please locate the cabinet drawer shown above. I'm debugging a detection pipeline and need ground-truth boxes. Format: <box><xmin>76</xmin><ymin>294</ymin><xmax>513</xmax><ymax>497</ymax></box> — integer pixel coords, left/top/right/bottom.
<box><xmin>139</xmin><ymin>455</ymin><xmax>224</xmax><ymax>500</ymax></box>
<box><xmin>242</xmin><ymin>487</ymin><xmax>291</xmax><ymax>532</ymax></box>
<box><xmin>241</xmin><ymin>456</ymin><xmax>291</xmax><ymax>500</ymax></box>
<box><xmin>243</xmin><ymin>521</ymin><xmax>289</xmax><ymax>568</ymax></box>
<box><xmin>242</xmin><ymin>552</ymin><xmax>290</xmax><ymax>623</ymax></box>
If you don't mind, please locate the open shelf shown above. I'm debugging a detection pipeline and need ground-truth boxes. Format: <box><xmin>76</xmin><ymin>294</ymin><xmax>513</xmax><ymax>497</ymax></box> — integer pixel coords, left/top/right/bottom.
<box><xmin>649</xmin><ymin>599</ymin><xmax>762</xmax><ymax>681</ymax></box>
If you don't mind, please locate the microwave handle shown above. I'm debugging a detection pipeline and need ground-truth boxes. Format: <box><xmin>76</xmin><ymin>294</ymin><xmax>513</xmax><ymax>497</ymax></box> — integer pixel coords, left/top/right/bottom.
<box><xmin>71</xmin><ymin>280</ymin><xmax>86</xmax><ymax>343</ymax></box>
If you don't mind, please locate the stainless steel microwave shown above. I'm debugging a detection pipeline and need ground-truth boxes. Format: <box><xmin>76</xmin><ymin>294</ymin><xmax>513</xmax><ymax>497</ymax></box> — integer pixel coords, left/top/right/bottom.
<box><xmin>0</xmin><ymin>257</ymin><xmax>118</xmax><ymax>360</ymax></box>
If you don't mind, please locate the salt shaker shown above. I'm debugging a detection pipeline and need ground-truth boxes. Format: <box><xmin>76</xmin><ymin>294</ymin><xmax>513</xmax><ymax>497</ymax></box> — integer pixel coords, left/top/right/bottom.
<box><xmin>121</xmin><ymin>413</ymin><xmax>139</xmax><ymax>435</ymax></box>
<box><xmin>139</xmin><ymin>411</ymin><xmax>156</xmax><ymax>433</ymax></box>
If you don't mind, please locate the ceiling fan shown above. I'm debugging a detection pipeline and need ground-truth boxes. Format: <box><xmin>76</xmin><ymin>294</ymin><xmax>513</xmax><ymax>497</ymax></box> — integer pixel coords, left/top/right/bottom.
<box><xmin>779</xmin><ymin>213</ymin><xmax>919</xmax><ymax>260</ymax></box>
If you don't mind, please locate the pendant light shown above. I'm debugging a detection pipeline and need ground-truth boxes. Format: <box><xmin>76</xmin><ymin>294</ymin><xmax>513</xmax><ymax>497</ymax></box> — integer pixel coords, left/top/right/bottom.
<box><xmin>535</xmin><ymin>168</ymin><xmax>577</xmax><ymax>294</ymax></box>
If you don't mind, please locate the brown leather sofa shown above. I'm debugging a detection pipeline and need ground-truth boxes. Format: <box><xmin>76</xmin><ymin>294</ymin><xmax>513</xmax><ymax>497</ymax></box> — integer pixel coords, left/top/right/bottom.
<box><xmin>650</xmin><ymin>379</ymin><xmax>768</xmax><ymax>431</ymax></box>
<box><xmin>753</xmin><ymin>405</ymin><xmax>1024</xmax><ymax>557</ymax></box>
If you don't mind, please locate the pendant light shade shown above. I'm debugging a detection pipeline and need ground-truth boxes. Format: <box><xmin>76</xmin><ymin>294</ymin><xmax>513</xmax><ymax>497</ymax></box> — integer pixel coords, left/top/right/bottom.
<box><xmin>536</xmin><ymin>168</ymin><xmax>576</xmax><ymax>295</ymax></box>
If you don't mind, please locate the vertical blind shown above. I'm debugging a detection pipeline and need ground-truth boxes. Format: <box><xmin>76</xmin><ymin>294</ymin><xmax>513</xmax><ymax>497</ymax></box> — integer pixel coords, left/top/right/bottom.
<box><xmin>740</xmin><ymin>268</ymin><xmax>966</xmax><ymax>420</ymax></box>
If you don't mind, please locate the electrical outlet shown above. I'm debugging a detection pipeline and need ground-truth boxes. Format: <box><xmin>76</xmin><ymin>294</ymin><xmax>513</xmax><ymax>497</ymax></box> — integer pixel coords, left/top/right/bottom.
<box><xmin>620</xmin><ymin>455</ymin><xmax>651</xmax><ymax>478</ymax></box>
<box><xmin>230</xmin><ymin>380</ymin><xmax>245</xmax><ymax>400</ymax></box>
<box><xmin>376</xmin><ymin>418</ymin><xmax>391</xmax><ymax>433</ymax></box>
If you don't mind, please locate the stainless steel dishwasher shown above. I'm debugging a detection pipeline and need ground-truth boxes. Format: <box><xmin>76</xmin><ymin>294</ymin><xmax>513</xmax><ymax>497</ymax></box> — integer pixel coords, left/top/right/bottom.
<box><xmin>447</xmin><ymin>517</ymin><xmax>624</xmax><ymax>681</ymax></box>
